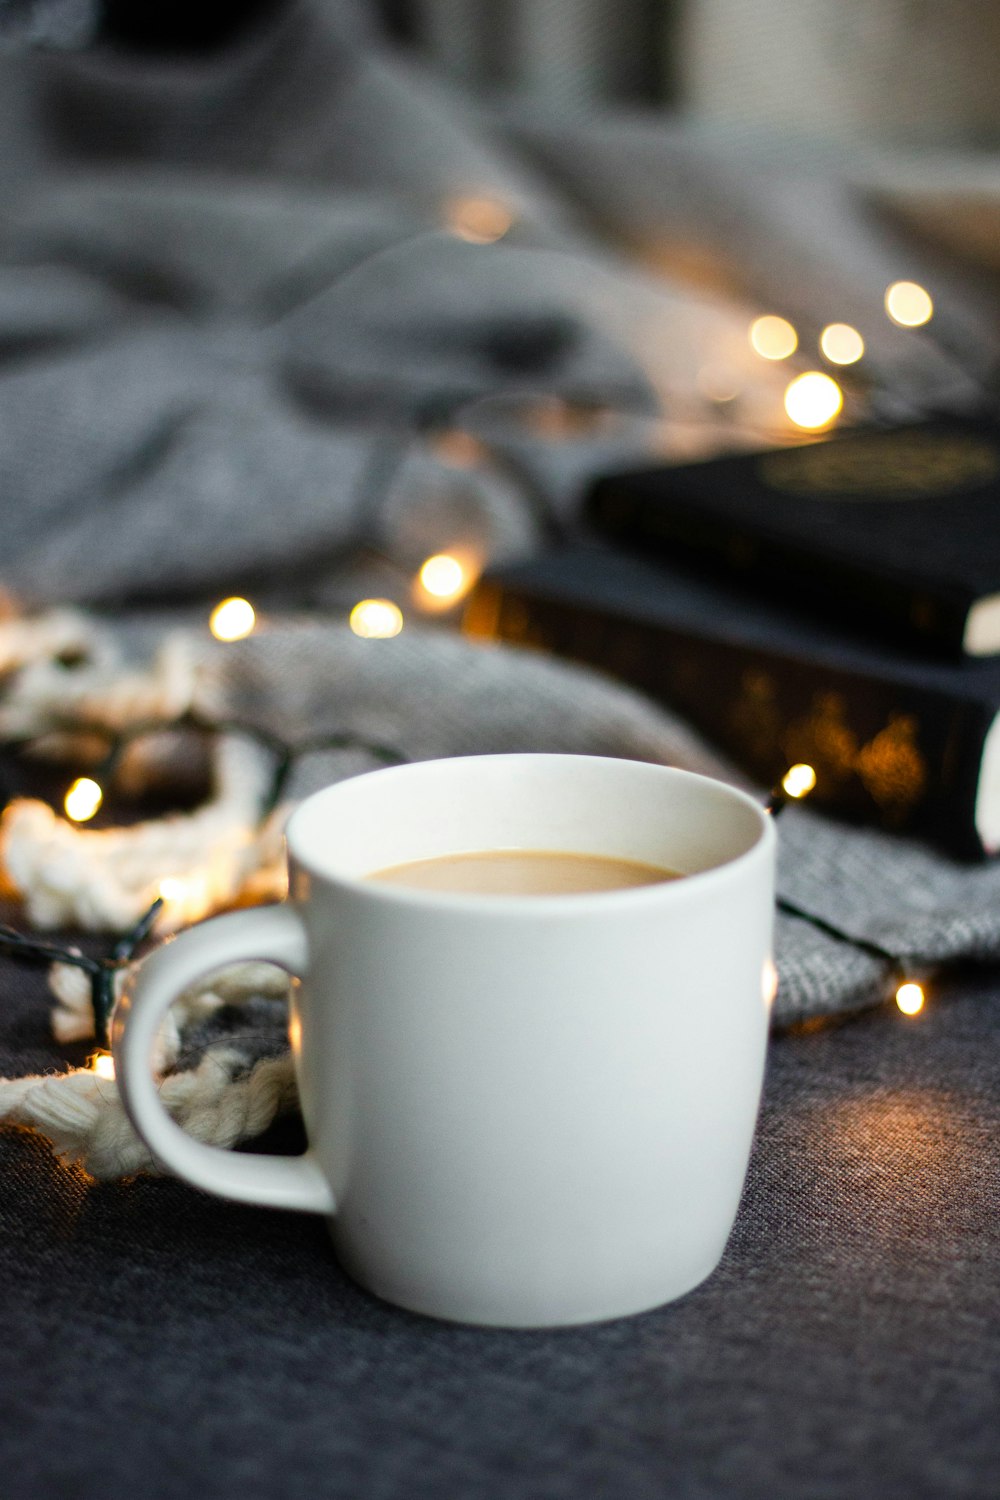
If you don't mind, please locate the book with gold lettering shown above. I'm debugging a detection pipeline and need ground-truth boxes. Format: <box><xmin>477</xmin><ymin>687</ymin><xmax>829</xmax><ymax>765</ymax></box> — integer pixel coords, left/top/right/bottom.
<box><xmin>464</xmin><ymin>545</ymin><xmax>1000</xmax><ymax>857</ymax></box>
<box><xmin>585</xmin><ymin>420</ymin><xmax>1000</xmax><ymax>658</ymax></box>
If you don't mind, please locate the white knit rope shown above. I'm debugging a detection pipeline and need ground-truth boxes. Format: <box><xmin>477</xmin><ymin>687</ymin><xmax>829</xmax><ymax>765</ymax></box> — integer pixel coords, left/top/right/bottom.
<box><xmin>0</xmin><ymin>949</ymin><xmax>297</xmax><ymax>1182</ymax></box>
<box><xmin>49</xmin><ymin>958</ymin><xmax>107</xmax><ymax>1043</ymax></box>
<box><xmin>0</xmin><ymin>615</ymin><xmax>197</xmax><ymax>739</ymax></box>
<box><xmin>1</xmin><ymin>733</ymin><xmax>278</xmax><ymax>930</ymax></box>
<box><xmin>0</xmin><ymin>609</ymin><xmax>101</xmax><ymax>680</ymax></box>
<box><xmin>0</xmin><ymin>604</ymin><xmax>292</xmax><ymax>932</ymax></box>
<box><xmin>0</xmin><ymin>1046</ymin><xmax>297</xmax><ymax>1180</ymax></box>
<box><xmin>49</xmin><ymin>953</ymin><xmax>290</xmax><ymax>1046</ymax></box>
<box><xmin>0</xmin><ymin>609</ymin><xmax>301</xmax><ymax>1178</ymax></box>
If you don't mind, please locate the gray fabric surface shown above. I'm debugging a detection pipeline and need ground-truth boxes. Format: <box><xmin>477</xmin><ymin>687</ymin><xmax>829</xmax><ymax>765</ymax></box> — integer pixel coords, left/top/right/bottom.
<box><xmin>499</xmin><ymin>109</ymin><xmax>1000</xmax><ymax>414</ymax></box>
<box><xmin>1</xmin><ymin>942</ymin><xmax>997</xmax><ymax>1500</ymax></box>
<box><xmin>0</xmin><ymin>0</ymin><xmax>658</xmax><ymax>611</ymax></box>
<box><xmin>0</xmin><ymin>0</ymin><xmax>94</xmax><ymax>49</ymax></box>
<box><xmin>776</xmin><ymin>810</ymin><xmax>1000</xmax><ymax>1017</ymax></box>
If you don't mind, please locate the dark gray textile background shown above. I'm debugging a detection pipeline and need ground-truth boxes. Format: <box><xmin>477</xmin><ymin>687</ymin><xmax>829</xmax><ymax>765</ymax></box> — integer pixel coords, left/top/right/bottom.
<box><xmin>0</xmin><ymin>0</ymin><xmax>95</xmax><ymax>48</ymax></box>
<box><xmin>1</xmin><ymin>942</ymin><xmax>998</xmax><ymax>1500</ymax></box>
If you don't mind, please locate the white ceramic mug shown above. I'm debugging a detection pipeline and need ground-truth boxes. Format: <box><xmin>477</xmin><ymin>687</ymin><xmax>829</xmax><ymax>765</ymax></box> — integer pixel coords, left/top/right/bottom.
<box><xmin>113</xmin><ymin>754</ymin><xmax>776</xmax><ymax>1328</ymax></box>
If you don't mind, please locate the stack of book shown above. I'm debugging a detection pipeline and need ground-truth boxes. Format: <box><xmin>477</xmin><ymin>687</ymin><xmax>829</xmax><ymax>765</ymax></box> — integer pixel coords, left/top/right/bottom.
<box><xmin>463</xmin><ymin>419</ymin><xmax>1000</xmax><ymax>858</ymax></box>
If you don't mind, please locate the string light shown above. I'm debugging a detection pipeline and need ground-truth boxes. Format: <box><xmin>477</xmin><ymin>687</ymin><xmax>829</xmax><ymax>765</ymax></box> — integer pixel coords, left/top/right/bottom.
<box><xmin>90</xmin><ymin>1052</ymin><xmax>115</xmax><ymax>1080</ymax></box>
<box><xmin>895</xmin><ymin>980</ymin><xmax>925</xmax><ymax>1016</ymax></box>
<box><xmin>349</xmin><ymin>599</ymin><xmax>404</xmax><ymax>639</ymax></box>
<box><xmin>446</xmin><ymin>197</ymin><xmax>514</xmax><ymax>245</ymax></box>
<box><xmin>885</xmin><ymin>281</ymin><xmax>933</xmax><ymax>328</ymax></box>
<box><xmin>414</xmin><ymin>552</ymin><xmax>478</xmax><ymax>611</ymax></box>
<box><xmin>749</xmin><ymin>315</ymin><xmax>798</xmax><ymax>361</ymax></box>
<box><xmin>782</xmin><ymin>763</ymin><xmax>817</xmax><ymax>799</ymax></box>
<box><xmin>156</xmin><ymin>874</ymin><xmax>212</xmax><ymax>925</ymax></box>
<box><xmin>63</xmin><ymin>776</ymin><xmax>103</xmax><ymax>823</ymax></box>
<box><xmin>419</xmin><ymin>554</ymin><xmax>466</xmax><ymax>600</ymax></box>
<box><xmin>0</xmin><ymin>896</ymin><xmax>164</xmax><ymax>1047</ymax></box>
<box><xmin>766</xmin><ymin>762</ymin><xmax>817</xmax><ymax>816</ymax></box>
<box><xmin>784</xmin><ymin>371</ymin><xmax>843</xmax><ymax>430</ymax></box>
<box><xmin>819</xmin><ymin>323</ymin><xmax>865</xmax><ymax>366</ymax></box>
<box><xmin>209</xmin><ymin>597</ymin><xmax>256</xmax><ymax>642</ymax></box>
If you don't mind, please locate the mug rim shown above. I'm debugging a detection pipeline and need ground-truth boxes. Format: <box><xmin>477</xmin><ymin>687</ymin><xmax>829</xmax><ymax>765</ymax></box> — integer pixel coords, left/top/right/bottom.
<box><xmin>284</xmin><ymin>753</ymin><xmax>775</xmax><ymax>916</ymax></box>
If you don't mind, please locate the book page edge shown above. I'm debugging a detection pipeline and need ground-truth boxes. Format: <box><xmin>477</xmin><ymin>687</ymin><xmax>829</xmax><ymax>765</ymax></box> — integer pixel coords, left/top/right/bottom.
<box><xmin>974</xmin><ymin>710</ymin><xmax>1000</xmax><ymax>854</ymax></box>
<box><xmin>963</xmin><ymin>594</ymin><xmax>1000</xmax><ymax>656</ymax></box>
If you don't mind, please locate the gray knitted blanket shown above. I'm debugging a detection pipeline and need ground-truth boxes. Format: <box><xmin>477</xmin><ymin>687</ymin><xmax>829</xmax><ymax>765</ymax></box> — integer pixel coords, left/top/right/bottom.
<box><xmin>4</xmin><ymin>611</ymin><xmax>1000</xmax><ymax>1033</ymax></box>
<box><xmin>1</xmin><ymin>0</ymin><xmax>996</xmax><ymax>619</ymax></box>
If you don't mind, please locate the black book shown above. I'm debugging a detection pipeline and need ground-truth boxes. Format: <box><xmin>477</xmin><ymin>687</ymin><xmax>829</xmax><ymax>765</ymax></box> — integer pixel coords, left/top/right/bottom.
<box><xmin>463</xmin><ymin>545</ymin><xmax>1000</xmax><ymax>858</ymax></box>
<box><xmin>585</xmin><ymin>420</ymin><xmax>1000</xmax><ymax>659</ymax></box>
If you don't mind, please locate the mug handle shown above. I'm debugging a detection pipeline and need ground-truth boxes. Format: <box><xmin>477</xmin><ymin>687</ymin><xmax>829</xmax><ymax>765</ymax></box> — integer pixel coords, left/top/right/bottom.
<box><xmin>112</xmin><ymin>905</ymin><xmax>334</xmax><ymax>1215</ymax></box>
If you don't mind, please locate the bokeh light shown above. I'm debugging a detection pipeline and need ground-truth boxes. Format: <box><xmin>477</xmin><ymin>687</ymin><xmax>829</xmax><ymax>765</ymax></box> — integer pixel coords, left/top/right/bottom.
<box><xmin>895</xmin><ymin>981</ymin><xmax>925</xmax><ymax>1016</ymax></box>
<box><xmin>446</xmin><ymin>197</ymin><xmax>514</xmax><ymax>245</ymax></box>
<box><xmin>782</xmin><ymin>763</ymin><xmax>817</xmax><ymax>799</ymax></box>
<box><xmin>209</xmin><ymin>597</ymin><xmax>256</xmax><ymax>642</ymax></box>
<box><xmin>419</xmin><ymin>554</ymin><xmax>467</xmax><ymax>601</ymax></box>
<box><xmin>349</xmin><ymin>599</ymin><xmax>404</xmax><ymax>639</ymax></box>
<box><xmin>885</xmin><ymin>281</ymin><xmax>933</xmax><ymax>328</ymax></box>
<box><xmin>784</xmin><ymin>371</ymin><xmax>843</xmax><ymax>430</ymax></box>
<box><xmin>820</xmin><ymin>323</ymin><xmax>865</xmax><ymax>366</ymax></box>
<box><xmin>64</xmin><ymin>777</ymin><xmax>103</xmax><ymax>823</ymax></box>
<box><xmin>749</xmin><ymin>315</ymin><xmax>798</xmax><ymax>361</ymax></box>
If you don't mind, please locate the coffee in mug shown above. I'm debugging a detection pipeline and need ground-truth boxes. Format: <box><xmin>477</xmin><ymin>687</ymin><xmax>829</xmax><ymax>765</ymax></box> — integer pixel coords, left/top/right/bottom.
<box><xmin>367</xmin><ymin>848</ymin><xmax>683</xmax><ymax>896</ymax></box>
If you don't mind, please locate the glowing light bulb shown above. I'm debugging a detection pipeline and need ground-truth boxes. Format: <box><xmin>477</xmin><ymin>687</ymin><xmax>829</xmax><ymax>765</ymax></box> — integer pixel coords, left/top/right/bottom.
<box><xmin>157</xmin><ymin>874</ymin><xmax>212</xmax><ymax>921</ymax></box>
<box><xmin>349</xmin><ymin>599</ymin><xmax>403</xmax><ymax>639</ymax></box>
<box><xmin>421</xmin><ymin>554</ymin><xmax>479</xmax><ymax>614</ymax></box>
<box><xmin>784</xmin><ymin>372</ymin><xmax>843</xmax><ymax>431</ymax></box>
<box><xmin>781</xmin><ymin>763</ymin><xmax>817</xmax><ymax>799</ymax></box>
<box><xmin>419</xmin><ymin>554</ymin><xmax>466</xmax><ymax>599</ymax></box>
<box><xmin>895</xmin><ymin>981</ymin><xmax>925</xmax><ymax>1016</ymax></box>
<box><xmin>446</xmin><ymin>197</ymin><xmax>514</xmax><ymax>245</ymax></box>
<box><xmin>209</xmin><ymin>597</ymin><xmax>256</xmax><ymax>642</ymax></box>
<box><xmin>820</xmin><ymin>323</ymin><xmax>865</xmax><ymax>366</ymax></box>
<box><xmin>91</xmin><ymin>1052</ymin><xmax>116</xmax><ymax>1081</ymax></box>
<box><xmin>762</xmin><ymin>958</ymin><xmax>779</xmax><ymax>1007</ymax></box>
<box><xmin>749</xmin><ymin>315</ymin><xmax>798</xmax><ymax>361</ymax></box>
<box><xmin>64</xmin><ymin>777</ymin><xmax>103</xmax><ymax>823</ymax></box>
<box><xmin>885</xmin><ymin>281</ymin><xmax>933</xmax><ymax>328</ymax></box>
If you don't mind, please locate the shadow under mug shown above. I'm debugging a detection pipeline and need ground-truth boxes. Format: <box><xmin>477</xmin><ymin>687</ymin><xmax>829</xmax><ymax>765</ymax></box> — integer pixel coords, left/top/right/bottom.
<box><xmin>114</xmin><ymin>753</ymin><xmax>776</xmax><ymax>1328</ymax></box>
